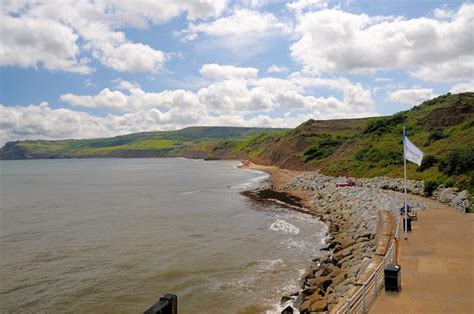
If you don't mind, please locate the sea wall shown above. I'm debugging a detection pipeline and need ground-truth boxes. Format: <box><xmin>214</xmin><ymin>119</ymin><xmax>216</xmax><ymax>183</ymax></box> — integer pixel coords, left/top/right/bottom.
<box><xmin>280</xmin><ymin>173</ymin><xmax>425</xmax><ymax>313</ymax></box>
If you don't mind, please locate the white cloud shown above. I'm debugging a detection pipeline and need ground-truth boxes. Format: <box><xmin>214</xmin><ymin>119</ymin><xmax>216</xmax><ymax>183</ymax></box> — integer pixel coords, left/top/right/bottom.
<box><xmin>104</xmin><ymin>0</ymin><xmax>228</xmax><ymax>24</ymax></box>
<box><xmin>240</xmin><ymin>0</ymin><xmax>273</xmax><ymax>9</ymax></box>
<box><xmin>290</xmin><ymin>4</ymin><xmax>474</xmax><ymax>82</ymax></box>
<box><xmin>200</xmin><ymin>63</ymin><xmax>259</xmax><ymax>80</ymax></box>
<box><xmin>267</xmin><ymin>64</ymin><xmax>289</xmax><ymax>73</ymax></box>
<box><xmin>177</xmin><ymin>8</ymin><xmax>292</xmax><ymax>52</ymax></box>
<box><xmin>0</xmin><ymin>0</ymin><xmax>228</xmax><ymax>74</ymax></box>
<box><xmin>3</xmin><ymin>67</ymin><xmax>379</xmax><ymax>145</ymax></box>
<box><xmin>433</xmin><ymin>6</ymin><xmax>455</xmax><ymax>20</ymax></box>
<box><xmin>0</xmin><ymin>13</ymin><xmax>91</xmax><ymax>74</ymax></box>
<box><xmin>60</xmin><ymin>87</ymin><xmax>201</xmax><ymax>113</ymax></box>
<box><xmin>288</xmin><ymin>73</ymin><xmax>377</xmax><ymax>115</ymax></box>
<box><xmin>114</xmin><ymin>79</ymin><xmax>140</xmax><ymax>91</ymax></box>
<box><xmin>450</xmin><ymin>81</ymin><xmax>474</xmax><ymax>94</ymax></box>
<box><xmin>388</xmin><ymin>88</ymin><xmax>437</xmax><ymax>105</ymax></box>
<box><xmin>60</xmin><ymin>68</ymin><xmax>377</xmax><ymax>118</ymax></box>
<box><xmin>0</xmin><ymin>102</ymin><xmax>111</xmax><ymax>144</ymax></box>
<box><xmin>91</xmin><ymin>42</ymin><xmax>167</xmax><ymax>73</ymax></box>
<box><xmin>411</xmin><ymin>55</ymin><xmax>474</xmax><ymax>82</ymax></box>
<box><xmin>287</xmin><ymin>0</ymin><xmax>328</xmax><ymax>14</ymax></box>
<box><xmin>60</xmin><ymin>89</ymin><xmax>129</xmax><ymax>111</ymax></box>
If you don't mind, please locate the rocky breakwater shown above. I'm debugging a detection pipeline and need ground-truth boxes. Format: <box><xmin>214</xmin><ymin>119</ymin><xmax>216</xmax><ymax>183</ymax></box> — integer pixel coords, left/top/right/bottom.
<box><xmin>280</xmin><ymin>173</ymin><xmax>420</xmax><ymax>313</ymax></box>
<box><xmin>358</xmin><ymin>177</ymin><xmax>472</xmax><ymax>213</ymax></box>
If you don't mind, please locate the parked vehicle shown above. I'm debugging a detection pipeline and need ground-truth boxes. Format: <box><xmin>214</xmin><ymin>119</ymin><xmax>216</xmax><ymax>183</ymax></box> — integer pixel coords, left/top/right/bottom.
<box><xmin>336</xmin><ymin>179</ymin><xmax>356</xmax><ymax>187</ymax></box>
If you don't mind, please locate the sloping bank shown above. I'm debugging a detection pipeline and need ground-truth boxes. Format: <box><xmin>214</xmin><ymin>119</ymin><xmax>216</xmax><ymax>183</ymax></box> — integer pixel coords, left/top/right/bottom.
<box><xmin>270</xmin><ymin>172</ymin><xmax>425</xmax><ymax>313</ymax></box>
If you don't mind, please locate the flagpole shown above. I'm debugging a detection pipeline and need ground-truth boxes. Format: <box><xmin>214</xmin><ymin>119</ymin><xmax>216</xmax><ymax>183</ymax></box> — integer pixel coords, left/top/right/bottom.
<box><xmin>403</xmin><ymin>127</ymin><xmax>408</xmax><ymax>240</ymax></box>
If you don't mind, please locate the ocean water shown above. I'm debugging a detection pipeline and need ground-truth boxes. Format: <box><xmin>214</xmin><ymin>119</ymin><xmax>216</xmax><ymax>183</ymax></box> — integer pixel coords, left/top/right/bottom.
<box><xmin>0</xmin><ymin>158</ymin><xmax>327</xmax><ymax>313</ymax></box>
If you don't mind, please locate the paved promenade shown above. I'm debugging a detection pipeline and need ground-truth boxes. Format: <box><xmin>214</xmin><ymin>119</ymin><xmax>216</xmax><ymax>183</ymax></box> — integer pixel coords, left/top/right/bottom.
<box><xmin>371</xmin><ymin>195</ymin><xmax>474</xmax><ymax>313</ymax></box>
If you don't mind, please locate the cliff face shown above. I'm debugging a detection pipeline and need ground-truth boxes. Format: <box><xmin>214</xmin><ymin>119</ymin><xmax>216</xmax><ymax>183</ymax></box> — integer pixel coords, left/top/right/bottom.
<box><xmin>0</xmin><ymin>142</ymin><xmax>28</xmax><ymax>159</ymax></box>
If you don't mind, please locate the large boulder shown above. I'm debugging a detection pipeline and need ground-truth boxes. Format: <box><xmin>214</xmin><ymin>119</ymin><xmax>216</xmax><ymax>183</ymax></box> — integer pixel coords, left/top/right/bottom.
<box><xmin>310</xmin><ymin>299</ymin><xmax>328</xmax><ymax>312</ymax></box>
<box><xmin>450</xmin><ymin>190</ymin><xmax>472</xmax><ymax>213</ymax></box>
<box><xmin>437</xmin><ymin>187</ymin><xmax>459</xmax><ymax>203</ymax></box>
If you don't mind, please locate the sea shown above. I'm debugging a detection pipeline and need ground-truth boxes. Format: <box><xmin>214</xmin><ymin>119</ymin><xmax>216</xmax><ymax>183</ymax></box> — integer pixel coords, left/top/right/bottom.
<box><xmin>0</xmin><ymin>158</ymin><xmax>328</xmax><ymax>313</ymax></box>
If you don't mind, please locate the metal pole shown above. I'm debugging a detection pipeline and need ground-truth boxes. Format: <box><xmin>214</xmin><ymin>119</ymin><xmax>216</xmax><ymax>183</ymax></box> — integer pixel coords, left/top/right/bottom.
<box><xmin>403</xmin><ymin>127</ymin><xmax>408</xmax><ymax>240</ymax></box>
<box><xmin>395</xmin><ymin>237</ymin><xmax>399</xmax><ymax>264</ymax></box>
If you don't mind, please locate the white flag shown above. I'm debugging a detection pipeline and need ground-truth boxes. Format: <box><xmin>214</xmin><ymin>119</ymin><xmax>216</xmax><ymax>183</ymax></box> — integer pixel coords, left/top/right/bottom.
<box><xmin>404</xmin><ymin>135</ymin><xmax>424</xmax><ymax>166</ymax></box>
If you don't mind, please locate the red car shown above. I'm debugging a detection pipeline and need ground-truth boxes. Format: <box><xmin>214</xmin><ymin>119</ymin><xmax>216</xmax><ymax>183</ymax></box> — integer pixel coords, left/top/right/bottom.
<box><xmin>336</xmin><ymin>179</ymin><xmax>356</xmax><ymax>187</ymax></box>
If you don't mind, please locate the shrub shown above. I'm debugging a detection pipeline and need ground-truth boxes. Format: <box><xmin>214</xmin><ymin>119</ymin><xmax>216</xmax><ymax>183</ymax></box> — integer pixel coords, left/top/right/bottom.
<box><xmin>438</xmin><ymin>148</ymin><xmax>474</xmax><ymax>176</ymax></box>
<box><xmin>303</xmin><ymin>135</ymin><xmax>344</xmax><ymax>162</ymax></box>
<box><xmin>355</xmin><ymin>148</ymin><xmax>369</xmax><ymax>161</ymax></box>
<box><xmin>417</xmin><ymin>155</ymin><xmax>438</xmax><ymax>172</ymax></box>
<box><xmin>362</xmin><ymin>112</ymin><xmax>407</xmax><ymax>134</ymax></box>
<box><xmin>424</xmin><ymin>128</ymin><xmax>448</xmax><ymax>146</ymax></box>
<box><xmin>424</xmin><ymin>180</ymin><xmax>439</xmax><ymax>196</ymax></box>
<box><xmin>444</xmin><ymin>178</ymin><xmax>455</xmax><ymax>188</ymax></box>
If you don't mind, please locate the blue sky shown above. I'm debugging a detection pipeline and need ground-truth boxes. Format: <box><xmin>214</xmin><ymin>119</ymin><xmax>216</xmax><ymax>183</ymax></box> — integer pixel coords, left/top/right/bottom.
<box><xmin>0</xmin><ymin>0</ymin><xmax>473</xmax><ymax>145</ymax></box>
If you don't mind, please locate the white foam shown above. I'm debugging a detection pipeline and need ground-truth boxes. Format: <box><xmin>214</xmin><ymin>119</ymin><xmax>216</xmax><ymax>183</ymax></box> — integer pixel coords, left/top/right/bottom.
<box><xmin>259</xmin><ymin>259</ymin><xmax>284</xmax><ymax>271</ymax></box>
<box><xmin>270</xmin><ymin>219</ymin><xmax>300</xmax><ymax>235</ymax></box>
<box><xmin>234</xmin><ymin>173</ymin><xmax>270</xmax><ymax>189</ymax></box>
<box><xmin>267</xmin><ymin>302</ymin><xmax>300</xmax><ymax>314</ymax></box>
<box><xmin>180</xmin><ymin>190</ymin><xmax>200</xmax><ymax>195</ymax></box>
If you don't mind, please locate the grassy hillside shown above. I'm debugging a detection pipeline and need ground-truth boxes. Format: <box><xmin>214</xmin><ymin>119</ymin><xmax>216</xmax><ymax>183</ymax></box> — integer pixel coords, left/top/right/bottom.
<box><xmin>0</xmin><ymin>126</ymin><xmax>289</xmax><ymax>159</ymax></box>
<box><xmin>222</xmin><ymin>92</ymin><xmax>473</xmax><ymax>193</ymax></box>
<box><xmin>2</xmin><ymin>92</ymin><xmax>473</xmax><ymax>193</ymax></box>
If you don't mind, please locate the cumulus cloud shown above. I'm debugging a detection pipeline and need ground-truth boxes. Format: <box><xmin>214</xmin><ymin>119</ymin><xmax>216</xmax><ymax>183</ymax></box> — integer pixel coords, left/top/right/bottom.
<box><xmin>267</xmin><ymin>64</ymin><xmax>289</xmax><ymax>73</ymax></box>
<box><xmin>388</xmin><ymin>88</ymin><xmax>438</xmax><ymax>105</ymax></box>
<box><xmin>240</xmin><ymin>0</ymin><xmax>273</xmax><ymax>9</ymax></box>
<box><xmin>200</xmin><ymin>63</ymin><xmax>259</xmax><ymax>80</ymax></box>
<box><xmin>91</xmin><ymin>42</ymin><xmax>167</xmax><ymax>73</ymax></box>
<box><xmin>60</xmin><ymin>87</ymin><xmax>201</xmax><ymax>112</ymax></box>
<box><xmin>3</xmin><ymin>66</ymin><xmax>379</xmax><ymax>145</ymax></box>
<box><xmin>0</xmin><ymin>102</ymin><xmax>111</xmax><ymax>144</ymax></box>
<box><xmin>114</xmin><ymin>79</ymin><xmax>140</xmax><ymax>91</ymax></box>
<box><xmin>60</xmin><ymin>68</ymin><xmax>377</xmax><ymax>117</ymax></box>
<box><xmin>290</xmin><ymin>4</ymin><xmax>474</xmax><ymax>82</ymax></box>
<box><xmin>287</xmin><ymin>0</ymin><xmax>328</xmax><ymax>14</ymax></box>
<box><xmin>450</xmin><ymin>81</ymin><xmax>474</xmax><ymax>94</ymax></box>
<box><xmin>411</xmin><ymin>55</ymin><xmax>474</xmax><ymax>82</ymax></box>
<box><xmin>0</xmin><ymin>0</ymin><xmax>228</xmax><ymax>74</ymax></box>
<box><xmin>0</xmin><ymin>13</ymin><xmax>91</xmax><ymax>74</ymax></box>
<box><xmin>177</xmin><ymin>8</ymin><xmax>291</xmax><ymax>52</ymax></box>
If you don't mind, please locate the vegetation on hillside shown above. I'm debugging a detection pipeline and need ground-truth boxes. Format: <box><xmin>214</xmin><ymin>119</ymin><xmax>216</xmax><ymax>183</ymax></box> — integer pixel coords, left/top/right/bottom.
<box><xmin>1</xmin><ymin>92</ymin><xmax>473</xmax><ymax>196</ymax></box>
<box><xmin>0</xmin><ymin>127</ymin><xmax>288</xmax><ymax>160</ymax></box>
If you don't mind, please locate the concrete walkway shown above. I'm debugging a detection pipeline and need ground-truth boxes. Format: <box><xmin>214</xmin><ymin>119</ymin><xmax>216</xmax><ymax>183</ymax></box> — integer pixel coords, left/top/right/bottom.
<box><xmin>371</xmin><ymin>196</ymin><xmax>474</xmax><ymax>313</ymax></box>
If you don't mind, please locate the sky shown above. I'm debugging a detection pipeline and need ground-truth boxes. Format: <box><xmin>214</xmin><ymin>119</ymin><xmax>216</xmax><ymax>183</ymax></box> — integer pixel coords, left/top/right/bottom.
<box><xmin>0</xmin><ymin>0</ymin><xmax>473</xmax><ymax>145</ymax></box>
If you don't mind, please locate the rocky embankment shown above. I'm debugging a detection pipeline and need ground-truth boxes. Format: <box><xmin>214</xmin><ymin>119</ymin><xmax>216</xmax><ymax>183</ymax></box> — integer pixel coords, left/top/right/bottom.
<box><xmin>357</xmin><ymin>177</ymin><xmax>472</xmax><ymax>213</ymax></box>
<box><xmin>279</xmin><ymin>172</ymin><xmax>425</xmax><ymax>313</ymax></box>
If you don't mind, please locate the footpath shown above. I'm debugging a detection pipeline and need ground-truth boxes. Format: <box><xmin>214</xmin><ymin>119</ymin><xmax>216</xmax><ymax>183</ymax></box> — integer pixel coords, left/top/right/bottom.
<box><xmin>371</xmin><ymin>195</ymin><xmax>474</xmax><ymax>313</ymax></box>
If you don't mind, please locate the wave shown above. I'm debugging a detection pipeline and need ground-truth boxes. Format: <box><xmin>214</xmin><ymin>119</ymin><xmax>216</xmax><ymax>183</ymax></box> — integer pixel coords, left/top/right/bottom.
<box><xmin>234</xmin><ymin>173</ymin><xmax>270</xmax><ymax>189</ymax></box>
<box><xmin>180</xmin><ymin>190</ymin><xmax>200</xmax><ymax>195</ymax></box>
<box><xmin>270</xmin><ymin>219</ymin><xmax>300</xmax><ymax>235</ymax></box>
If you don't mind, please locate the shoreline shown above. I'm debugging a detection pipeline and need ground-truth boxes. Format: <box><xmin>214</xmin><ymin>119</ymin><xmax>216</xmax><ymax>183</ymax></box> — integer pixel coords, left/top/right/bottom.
<box><xmin>240</xmin><ymin>161</ymin><xmax>405</xmax><ymax>313</ymax></box>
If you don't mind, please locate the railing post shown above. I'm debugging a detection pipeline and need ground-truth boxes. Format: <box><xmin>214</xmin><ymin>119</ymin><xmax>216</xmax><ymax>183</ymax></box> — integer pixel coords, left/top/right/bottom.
<box><xmin>362</xmin><ymin>283</ymin><xmax>367</xmax><ymax>313</ymax></box>
<box><xmin>144</xmin><ymin>293</ymin><xmax>177</xmax><ymax>314</ymax></box>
